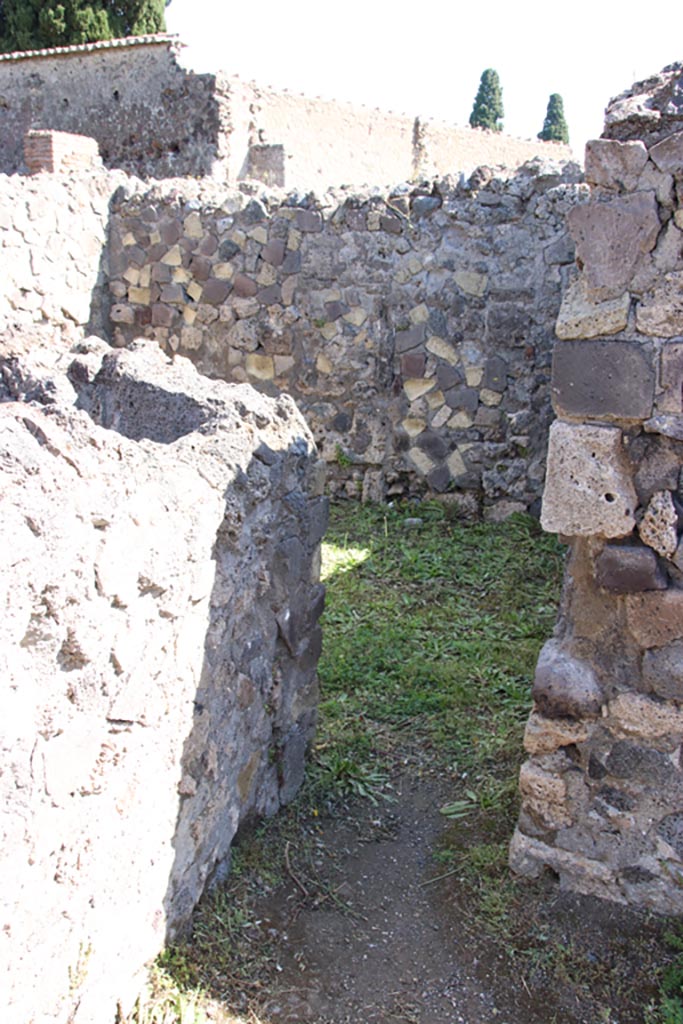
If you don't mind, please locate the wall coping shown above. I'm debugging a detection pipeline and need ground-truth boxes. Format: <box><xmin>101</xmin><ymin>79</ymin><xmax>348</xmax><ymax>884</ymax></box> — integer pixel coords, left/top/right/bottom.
<box><xmin>0</xmin><ymin>33</ymin><xmax>180</xmax><ymax>63</ymax></box>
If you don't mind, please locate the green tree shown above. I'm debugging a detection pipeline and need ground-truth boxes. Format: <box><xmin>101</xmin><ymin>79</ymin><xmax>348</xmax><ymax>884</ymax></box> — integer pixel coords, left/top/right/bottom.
<box><xmin>469</xmin><ymin>68</ymin><xmax>504</xmax><ymax>133</ymax></box>
<box><xmin>538</xmin><ymin>93</ymin><xmax>569</xmax><ymax>144</ymax></box>
<box><xmin>0</xmin><ymin>0</ymin><xmax>167</xmax><ymax>53</ymax></box>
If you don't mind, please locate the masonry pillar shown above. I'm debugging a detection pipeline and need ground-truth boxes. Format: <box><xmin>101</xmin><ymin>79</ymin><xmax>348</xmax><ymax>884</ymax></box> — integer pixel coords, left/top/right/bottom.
<box><xmin>511</xmin><ymin>63</ymin><xmax>683</xmax><ymax>913</ymax></box>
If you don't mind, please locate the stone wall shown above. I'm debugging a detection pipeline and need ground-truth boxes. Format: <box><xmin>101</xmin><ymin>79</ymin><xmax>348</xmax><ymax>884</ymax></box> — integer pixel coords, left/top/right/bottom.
<box><xmin>0</xmin><ymin>36</ymin><xmax>227</xmax><ymax>179</ymax></box>
<box><xmin>0</xmin><ymin>337</ymin><xmax>326</xmax><ymax>1023</ymax></box>
<box><xmin>0</xmin><ymin>36</ymin><xmax>571</xmax><ymax>188</ymax></box>
<box><xmin>510</xmin><ymin>63</ymin><xmax>683</xmax><ymax>913</ymax></box>
<box><xmin>223</xmin><ymin>75</ymin><xmax>573</xmax><ymax>192</ymax></box>
<box><xmin>106</xmin><ymin>161</ymin><xmax>582</xmax><ymax>511</ymax></box>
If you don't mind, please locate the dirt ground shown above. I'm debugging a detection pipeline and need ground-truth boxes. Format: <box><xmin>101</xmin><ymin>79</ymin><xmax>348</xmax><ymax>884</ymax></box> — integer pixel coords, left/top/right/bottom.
<box><xmin>220</xmin><ymin>774</ymin><xmax>665</xmax><ymax>1024</ymax></box>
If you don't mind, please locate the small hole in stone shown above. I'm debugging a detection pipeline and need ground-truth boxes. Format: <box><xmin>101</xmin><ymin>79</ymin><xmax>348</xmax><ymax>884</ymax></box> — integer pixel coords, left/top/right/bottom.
<box><xmin>604</xmin><ymin>493</ymin><xmax>616</xmax><ymax>503</ymax></box>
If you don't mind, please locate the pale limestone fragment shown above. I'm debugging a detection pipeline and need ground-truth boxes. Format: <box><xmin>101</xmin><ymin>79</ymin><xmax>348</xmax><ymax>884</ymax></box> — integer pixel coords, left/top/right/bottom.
<box><xmin>454</xmin><ymin>269</ymin><xmax>487</xmax><ymax>297</ymax></box>
<box><xmin>343</xmin><ymin>306</ymin><xmax>367</xmax><ymax>327</ymax></box>
<box><xmin>638</xmin><ymin>489</ymin><xmax>678</xmax><ymax>558</ymax></box>
<box><xmin>315</xmin><ymin>354</ymin><xmax>332</xmax><ymax>374</ymax></box>
<box><xmin>518</xmin><ymin>762</ymin><xmax>572</xmax><ymax>830</ymax></box>
<box><xmin>409</xmin><ymin>303</ymin><xmax>429</xmax><ymax>324</ymax></box>
<box><xmin>447</xmin><ymin>449</ymin><xmax>467</xmax><ymax>477</ymax></box>
<box><xmin>541</xmin><ymin>422</ymin><xmax>636</xmax><ymax>538</ymax></box>
<box><xmin>426</xmin><ymin>336</ymin><xmax>458</xmax><ymax>364</ymax></box>
<box><xmin>245</xmin><ymin>354</ymin><xmax>274</xmax><ymax>380</ymax></box>
<box><xmin>404</xmin><ymin>378</ymin><xmax>434</xmax><ymax>401</ymax></box>
<box><xmin>465</xmin><ymin>366</ymin><xmax>484</xmax><ymax>387</ymax></box>
<box><xmin>555</xmin><ymin>276</ymin><xmax>630</xmax><ymax>340</ymax></box>
<box><xmin>408</xmin><ymin>447</ymin><xmax>433</xmax><ymax>475</ymax></box>
<box><xmin>402</xmin><ymin>417</ymin><xmax>426</xmax><ymax>437</ymax></box>
<box><xmin>607</xmin><ymin>693</ymin><xmax>683</xmax><ymax>744</ymax></box>
<box><xmin>430</xmin><ymin>406</ymin><xmax>450</xmax><ymax>429</ymax></box>
<box><xmin>183</xmin><ymin>212</ymin><xmax>203</xmax><ymax>238</ymax></box>
<box><xmin>636</xmin><ymin>271</ymin><xmax>683</xmax><ymax>337</ymax></box>
<box><xmin>161</xmin><ymin>244</ymin><xmax>183</xmax><ymax>266</ymax></box>
<box><xmin>523</xmin><ymin>713</ymin><xmax>592</xmax><ymax>756</ymax></box>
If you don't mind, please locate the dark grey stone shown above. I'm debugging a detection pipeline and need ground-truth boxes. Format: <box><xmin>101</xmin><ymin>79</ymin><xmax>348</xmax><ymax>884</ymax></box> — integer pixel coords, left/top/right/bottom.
<box><xmin>444</xmin><ymin>386</ymin><xmax>479</xmax><ymax>413</ymax></box>
<box><xmin>482</xmin><ymin>355</ymin><xmax>508</xmax><ymax>392</ymax></box>
<box><xmin>218</xmin><ymin>239</ymin><xmax>241</xmax><ymax>261</ymax></box>
<box><xmin>532</xmin><ymin>640</ymin><xmax>604</xmax><ymax>720</ymax></box>
<box><xmin>485</xmin><ymin>303</ymin><xmax>531</xmax><ymax>346</ymax></box>
<box><xmin>281</xmin><ymin>251</ymin><xmax>302</xmax><ymax>274</ymax></box>
<box><xmin>436</xmin><ymin>363</ymin><xmax>461</xmax><ymax>392</ymax></box>
<box><xmin>552</xmin><ymin>340</ymin><xmax>655</xmax><ymax>421</ymax></box>
<box><xmin>233</xmin><ymin>274</ymin><xmax>258</xmax><ymax>298</ymax></box>
<box><xmin>606</xmin><ymin>741</ymin><xmax>676</xmax><ymax>784</ymax></box>
<box><xmin>411</xmin><ymin>195</ymin><xmax>442</xmax><ymax>217</ymax></box>
<box><xmin>418</xmin><ymin>431</ymin><xmax>449</xmax><ymax>460</ymax></box>
<box><xmin>258</xmin><ymin>285</ymin><xmax>281</xmax><ymax>305</ymax></box>
<box><xmin>595</xmin><ymin>544</ymin><xmax>667</xmax><ymax>593</ymax></box>
<box><xmin>658</xmin><ymin>812</ymin><xmax>683</xmax><ymax>858</ymax></box>
<box><xmin>380</xmin><ymin>215</ymin><xmax>402</xmax><ymax>234</ymax></box>
<box><xmin>202</xmin><ymin>279</ymin><xmax>231</xmax><ymax>305</ymax></box>
<box><xmin>297</xmin><ymin>209</ymin><xmax>323</xmax><ymax>232</ymax></box>
<box><xmin>427</xmin><ymin>464</ymin><xmax>450</xmax><ymax>492</ymax></box>
<box><xmin>262</xmin><ymin>239</ymin><xmax>285</xmax><ymax>267</ymax></box>
<box><xmin>401</xmin><ymin>352</ymin><xmax>426</xmax><ymax>377</ymax></box>
<box><xmin>242</xmin><ymin>199</ymin><xmax>267</xmax><ymax>224</ymax></box>
<box><xmin>643</xmin><ymin>641</ymin><xmax>683</xmax><ymax>699</ymax></box>
<box><xmin>395</xmin><ymin>325</ymin><xmax>425</xmax><ymax>354</ymax></box>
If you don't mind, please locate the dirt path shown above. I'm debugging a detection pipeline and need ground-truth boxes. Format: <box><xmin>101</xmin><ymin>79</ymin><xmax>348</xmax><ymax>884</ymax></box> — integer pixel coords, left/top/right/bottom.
<box><xmin>219</xmin><ymin>773</ymin><xmax>666</xmax><ymax>1024</ymax></box>
<box><xmin>244</xmin><ymin>777</ymin><xmax>538</xmax><ymax>1024</ymax></box>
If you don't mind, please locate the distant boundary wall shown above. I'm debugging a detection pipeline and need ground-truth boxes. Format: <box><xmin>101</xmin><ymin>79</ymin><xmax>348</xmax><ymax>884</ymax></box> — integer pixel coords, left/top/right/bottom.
<box><xmin>0</xmin><ymin>35</ymin><xmax>572</xmax><ymax>189</ymax></box>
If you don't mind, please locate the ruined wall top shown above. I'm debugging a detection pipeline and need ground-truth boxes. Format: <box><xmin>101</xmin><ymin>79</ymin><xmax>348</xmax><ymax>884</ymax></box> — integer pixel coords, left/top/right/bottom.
<box><xmin>0</xmin><ymin>34</ymin><xmax>572</xmax><ymax>188</ymax></box>
<box><xmin>603</xmin><ymin>62</ymin><xmax>683</xmax><ymax>147</ymax></box>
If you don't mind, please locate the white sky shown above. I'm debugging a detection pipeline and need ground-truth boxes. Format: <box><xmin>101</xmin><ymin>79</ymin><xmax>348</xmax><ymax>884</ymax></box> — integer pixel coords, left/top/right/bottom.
<box><xmin>166</xmin><ymin>0</ymin><xmax>680</xmax><ymax>161</ymax></box>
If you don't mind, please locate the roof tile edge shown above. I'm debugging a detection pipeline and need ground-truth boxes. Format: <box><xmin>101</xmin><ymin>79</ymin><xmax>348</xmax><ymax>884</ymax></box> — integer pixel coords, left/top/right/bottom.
<box><xmin>0</xmin><ymin>33</ymin><xmax>181</xmax><ymax>63</ymax></box>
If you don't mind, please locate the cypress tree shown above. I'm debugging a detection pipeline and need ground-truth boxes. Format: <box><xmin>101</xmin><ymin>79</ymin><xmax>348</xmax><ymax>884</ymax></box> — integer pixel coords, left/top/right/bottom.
<box><xmin>538</xmin><ymin>93</ymin><xmax>569</xmax><ymax>144</ymax></box>
<box><xmin>469</xmin><ymin>69</ymin><xmax>504</xmax><ymax>133</ymax></box>
<box><xmin>0</xmin><ymin>0</ymin><xmax>166</xmax><ymax>53</ymax></box>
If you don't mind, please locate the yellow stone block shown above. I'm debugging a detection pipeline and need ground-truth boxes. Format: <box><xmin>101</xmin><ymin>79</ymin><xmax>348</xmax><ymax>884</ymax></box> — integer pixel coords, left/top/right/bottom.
<box><xmin>139</xmin><ymin>265</ymin><xmax>152</xmax><ymax>288</ymax></box>
<box><xmin>449</xmin><ymin>411</ymin><xmax>473</xmax><ymax>429</ymax></box>
<box><xmin>249</xmin><ymin>226</ymin><xmax>268</xmax><ymax>244</ymax></box>
<box><xmin>343</xmin><ymin>306</ymin><xmax>368</xmax><ymax>327</ymax></box>
<box><xmin>128</xmin><ymin>286</ymin><xmax>150</xmax><ymax>305</ymax></box>
<box><xmin>183</xmin><ymin>307</ymin><xmax>197</xmax><ymax>325</ymax></box>
<box><xmin>320</xmin><ymin>322</ymin><xmax>339</xmax><ymax>341</ymax></box>
<box><xmin>123</xmin><ymin>266</ymin><xmax>140</xmax><ymax>285</ymax></box>
<box><xmin>287</xmin><ymin>228</ymin><xmax>301</xmax><ymax>251</ymax></box>
<box><xmin>173</xmin><ymin>267</ymin><xmax>191</xmax><ymax>284</ymax></box>
<box><xmin>161</xmin><ymin>245</ymin><xmax>183</xmax><ymax>267</ymax></box>
<box><xmin>404</xmin><ymin>378</ymin><xmax>434</xmax><ymax>401</ymax></box>
<box><xmin>447</xmin><ymin>450</ymin><xmax>467</xmax><ymax>477</ymax></box>
<box><xmin>246</xmin><ymin>353</ymin><xmax>275</xmax><ymax>380</ymax></box>
<box><xmin>122</xmin><ymin>232</ymin><xmax>137</xmax><ymax>247</ymax></box>
<box><xmin>455</xmin><ymin>270</ymin><xmax>488</xmax><ymax>297</ymax></box>
<box><xmin>186</xmin><ymin>281</ymin><xmax>203</xmax><ymax>302</ymax></box>
<box><xmin>408</xmin><ymin>447</ymin><xmax>433</xmax><ymax>475</ymax></box>
<box><xmin>426</xmin><ymin>336</ymin><xmax>458</xmax><ymax>364</ymax></box>
<box><xmin>409</xmin><ymin>303</ymin><xmax>429</xmax><ymax>325</ymax></box>
<box><xmin>183</xmin><ymin>212</ymin><xmax>203</xmax><ymax>239</ymax></box>
<box><xmin>213</xmin><ymin>263</ymin><xmax>234</xmax><ymax>280</ymax></box>
<box><xmin>426</xmin><ymin>389</ymin><xmax>444</xmax><ymax>410</ymax></box>
<box><xmin>465</xmin><ymin>366</ymin><xmax>484</xmax><ymax>387</ymax></box>
<box><xmin>316</xmin><ymin>354</ymin><xmax>333</xmax><ymax>374</ymax></box>
<box><xmin>402</xmin><ymin>417</ymin><xmax>426</xmax><ymax>437</ymax></box>
<box><xmin>149</xmin><ymin>229</ymin><xmax>161</xmax><ymax>245</ymax></box>
<box><xmin>258</xmin><ymin>263</ymin><xmax>277</xmax><ymax>286</ymax></box>
<box><xmin>480</xmin><ymin>388</ymin><xmax>502</xmax><ymax>406</ymax></box>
